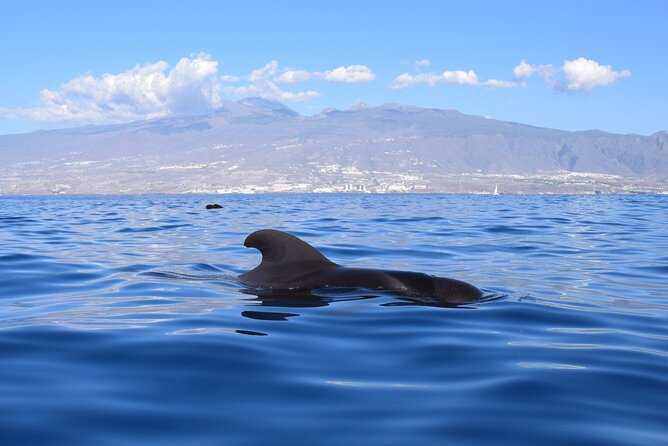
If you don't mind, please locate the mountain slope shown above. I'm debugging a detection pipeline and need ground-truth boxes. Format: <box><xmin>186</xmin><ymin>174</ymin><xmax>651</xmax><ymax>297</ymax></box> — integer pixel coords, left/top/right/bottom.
<box><xmin>0</xmin><ymin>99</ymin><xmax>666</xmax><ymax>194</ymax></box>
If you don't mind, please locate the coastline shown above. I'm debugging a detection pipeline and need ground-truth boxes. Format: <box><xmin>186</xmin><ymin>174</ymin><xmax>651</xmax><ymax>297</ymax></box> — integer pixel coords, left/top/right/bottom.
<box><xmin>1</xmin><ymin>171</ymin><xmax>666</xmax><ymax>196</ymax></box>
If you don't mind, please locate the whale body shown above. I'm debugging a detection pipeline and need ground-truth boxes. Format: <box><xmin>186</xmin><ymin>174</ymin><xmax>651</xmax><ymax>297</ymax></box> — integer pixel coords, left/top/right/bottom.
<box><xmin>239</xmin><ymin>229</ymin><xmax>483</xmax><ymax>304</ymax></box>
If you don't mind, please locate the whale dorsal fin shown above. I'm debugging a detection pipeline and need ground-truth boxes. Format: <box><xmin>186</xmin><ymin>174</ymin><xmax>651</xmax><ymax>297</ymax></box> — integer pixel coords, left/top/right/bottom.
<box><xmin>239</xmin><ymin>229</ymin><xmax>335</xmax><ymax>287</ymax></box>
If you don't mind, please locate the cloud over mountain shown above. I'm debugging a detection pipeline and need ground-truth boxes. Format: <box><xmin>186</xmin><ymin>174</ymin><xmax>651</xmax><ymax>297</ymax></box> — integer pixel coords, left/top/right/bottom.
<box><xmin>561</xmin><ymin>58</ymin><xmax>631</xmax><ymax>92</ymax></box>
<box><xmin>222</xmin><ymin>61</ymin><xmax>375</xmax><ymax>100</ymax></box>
<box><xmin>0</xmin><ymin>53</ymin><xmax>631</xmax><ymax>127</ymax></box>
<box><xmin>0</xmin><ymin>56</ymin><xmax>376</xmax><ymax>124</ymax></box>
<box><xmin>0</xmin><ymin>54</ymin><xmax>222</xmax><ymax>124</ymax></box>
<box><xmin>391</xmin><ymin>65</ymin><xmax>524</xmax><ymax>90</ymax></box>
<box><xmin>513</xmin><ymin>58</ymin><xmax>631</xmax><ymax>92</ymax></box>
<box><xmin>393</xmin><ymin>57</ymin><xmax>629</xmax><ymax>92</ymax></box>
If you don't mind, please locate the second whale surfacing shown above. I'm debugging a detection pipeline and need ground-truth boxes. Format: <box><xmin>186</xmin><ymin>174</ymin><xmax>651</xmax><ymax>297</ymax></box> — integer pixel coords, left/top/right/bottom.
<box><xmin>239</xmin><ymin>229</ymin><xmax>483</xmax><ymax>304</ymax></box>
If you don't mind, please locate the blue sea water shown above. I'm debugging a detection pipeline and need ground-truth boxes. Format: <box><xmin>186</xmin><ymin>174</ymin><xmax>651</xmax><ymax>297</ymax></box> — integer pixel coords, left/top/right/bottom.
<box><xmin>0</xmin><ymin>194</ymin><xmax>666</xmax><ymax>446</ymax></box>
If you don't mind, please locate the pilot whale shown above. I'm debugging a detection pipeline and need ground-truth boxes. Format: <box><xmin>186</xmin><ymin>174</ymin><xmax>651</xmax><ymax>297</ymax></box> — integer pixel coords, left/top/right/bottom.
<box><xmin>239</xmin><ymin>229</ymin><xmax>483</xmax><ymax>304</ymax></box>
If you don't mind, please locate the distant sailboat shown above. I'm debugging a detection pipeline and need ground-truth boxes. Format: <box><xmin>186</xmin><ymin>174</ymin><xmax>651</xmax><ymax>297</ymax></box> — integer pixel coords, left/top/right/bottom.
<box><xmin>493</xmin><ymin>184</ymin><xmax>499</xmax><ymax>195</ymax></box>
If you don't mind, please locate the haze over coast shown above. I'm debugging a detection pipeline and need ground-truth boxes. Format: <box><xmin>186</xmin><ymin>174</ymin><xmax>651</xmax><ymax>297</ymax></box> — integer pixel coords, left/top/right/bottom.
<box><xmin>1</xmin><ymin>98</ymin><xmax>665</xmax><ymax>195</ymax></box>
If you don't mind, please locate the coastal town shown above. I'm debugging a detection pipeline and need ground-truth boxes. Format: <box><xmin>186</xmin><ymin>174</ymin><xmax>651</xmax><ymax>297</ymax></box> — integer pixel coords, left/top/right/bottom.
<box><xmin>2</xmin><ymin>154</ymin><xmax>666</xmax><ymax>195</ymax></box>
<box><xmin>2</xmin><ymin>101</ymin><xmax>666</xmax><ymax>196</ymax></box>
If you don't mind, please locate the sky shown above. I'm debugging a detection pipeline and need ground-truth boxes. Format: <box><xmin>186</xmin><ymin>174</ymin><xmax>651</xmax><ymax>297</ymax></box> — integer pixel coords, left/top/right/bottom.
<box><xmin>0</xmin><ymin>0</ymin><xmax>666</xmax><ymax>136</ymax></box>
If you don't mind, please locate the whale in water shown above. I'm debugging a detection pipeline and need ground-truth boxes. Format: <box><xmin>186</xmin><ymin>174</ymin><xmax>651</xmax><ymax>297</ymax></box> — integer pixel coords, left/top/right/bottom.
<box><xmin>239</xmin><ymin>229</ymin><xmax>483</xmax><ymax>304</ymax></box>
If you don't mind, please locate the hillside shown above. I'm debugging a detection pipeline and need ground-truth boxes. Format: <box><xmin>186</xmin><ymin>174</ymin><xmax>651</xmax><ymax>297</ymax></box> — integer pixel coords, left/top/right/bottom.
<box><xmin>1</xmin><ymin>98</ymin><xmax>666</xmax><ymax>194</ymax></box>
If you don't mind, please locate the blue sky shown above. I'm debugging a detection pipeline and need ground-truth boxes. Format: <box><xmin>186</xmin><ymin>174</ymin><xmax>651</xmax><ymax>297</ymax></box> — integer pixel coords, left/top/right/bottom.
<box><xmin>0</xmin><ymin>1</ymin><xmax>665</xmax><ymax>135</ymax></box>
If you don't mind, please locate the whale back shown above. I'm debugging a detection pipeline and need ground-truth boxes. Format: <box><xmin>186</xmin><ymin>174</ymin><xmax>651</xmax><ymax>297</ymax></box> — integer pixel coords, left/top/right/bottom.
<box><xmin>239</xmin><ymin>229</ymin><xmax>336</xmax><ymax>288</ymax></box>
<box><xmin>238</xmin><ymin>229</ymin><xmax>482</xmax><ymax>303</ymax></box>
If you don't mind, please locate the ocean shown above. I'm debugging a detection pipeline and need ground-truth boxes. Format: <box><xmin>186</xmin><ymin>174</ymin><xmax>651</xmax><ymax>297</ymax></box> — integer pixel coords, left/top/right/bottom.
<box><xmin>0</xmin><ymin>194</ymin><xmax>666</xmax><ymax>445</ymax></box>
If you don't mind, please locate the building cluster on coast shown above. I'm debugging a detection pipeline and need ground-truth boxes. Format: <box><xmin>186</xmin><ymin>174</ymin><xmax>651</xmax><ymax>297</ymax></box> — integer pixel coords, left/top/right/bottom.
<box><xmin>180</xmin><ymin>169</ymin><xmax>666</xmax><ymax>195</ymax></box>
<box><xmin>2</xmin><ymin>156</ymin><xmax>667</xmax><ymax>195</ymax></box>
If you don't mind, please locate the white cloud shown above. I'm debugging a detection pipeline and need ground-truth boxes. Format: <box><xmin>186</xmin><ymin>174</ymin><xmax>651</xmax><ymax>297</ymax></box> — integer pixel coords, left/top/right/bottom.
<box><xmin>511</xmin><ymin>57</ymin><xmax>630</xmax><ymax>92</ymax></box>
<box><xmin>512</xmin><ymin>60</ymin><xmax>559</xmax><ymax>85</ymax></box>
<box><xmin>392</xmin><ymin>57</ymin><xmax>629</xmax><ymax>93</ymax></box>
<box><xmin>271</xmin><ymin>64</ymin><xmax>375</xmax><ymax>84</ymax></box>
<box><xmin>441</xmin><ymin>70</ymin><xmax>479</xmax><ymax>84</ymax></box>
<box><xmin>512</xmin><ymin>60</ymin><xmax>534</xmax><ymax>79</ymax></box>
<box><xmin>0</xmin><ymin>53</ymin><xmax>222</xmax><ymax>124</ymax></box>
<box><xmin>222</xmin><ymin>60</ymin><xmax>319</xmax><ymax>102</ymax></box>
<box><xmin>391</xmin><ymin>69</ymin><xmax>524</xmax><ymax>90</ymax></box>
<box><xmin>391</xmin><ymin>70</ymin><xmax>478</xmax><ymax>89</ymax></box>
<box><xmin>1</xmin><ymin>56</ymin><xmax>376</xmax><ymax>123</ymax></box>
<box><xmin>275</xmin><ymin>69</ymin><xmax>313</xmax><ymax>84</ymax></box>
<box><xmin>415</xmin><ymin>59</ymin><xmax>431</xmax><ymax>67</ymax></box>
<box><xmin>165</xmin><ymin>54</ymin><xmax>222</xmax><ymax>113</ymax></box>
<box><xmin>223</xmin><ymin>81</ymin><xmax>319</xmax><ymax>102</ymax></box>
<box><xmin>248</xmin><ymin>60</ymin><xmax>279</xmax><ymax>83</ymax></box>
<box><xmin>561</xmin><ymin>57</ymin><xmax>631</xmax><ymax>92</ymax></box>
<box><xmin>222</xmin><ymin>61</ymin><xmax>375</xmax><ymax>101</ymax></box>
<box><xmin>321</xmin><ymin>65</ymin><xmax>375</xmax><ymax>83</ymax></box>
<box><xmin>481</xmin><ymin>79</ymin><xmax>525</xmax><ymax>89</ymax></box>
<box><xmin>220</xmin><ymin>74</ymin><xmax>241</xmax><ymax>82</ymax></box>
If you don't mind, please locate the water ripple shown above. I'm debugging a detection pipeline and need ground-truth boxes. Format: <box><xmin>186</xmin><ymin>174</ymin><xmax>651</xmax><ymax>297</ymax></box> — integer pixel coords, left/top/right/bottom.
<box><xmin>0</xmin><ymin>194</ymin><xmax>666</xmax><ymax>445</ymax></box>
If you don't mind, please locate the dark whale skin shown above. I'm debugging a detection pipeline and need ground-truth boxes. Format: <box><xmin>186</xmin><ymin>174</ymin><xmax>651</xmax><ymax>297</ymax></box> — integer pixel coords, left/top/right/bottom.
<box><xmin>239</xmin><ymin>229</ymin><xmax>483</xmax><ymax>304</ymax></box>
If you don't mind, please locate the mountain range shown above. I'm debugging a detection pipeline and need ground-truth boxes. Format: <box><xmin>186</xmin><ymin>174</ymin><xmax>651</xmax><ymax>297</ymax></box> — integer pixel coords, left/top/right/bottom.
<box><xmin>1</xmin><ymin>97</ymin><xmax>666</xmax><ymax>194</ymax></box>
